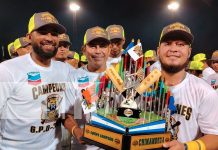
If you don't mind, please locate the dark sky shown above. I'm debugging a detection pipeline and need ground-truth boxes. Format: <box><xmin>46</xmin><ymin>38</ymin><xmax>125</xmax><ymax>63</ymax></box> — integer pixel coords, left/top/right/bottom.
<box><xmin>1</xmin><ymin>0</ymin><xmax>218</xmax><ymax>61</ymax></box>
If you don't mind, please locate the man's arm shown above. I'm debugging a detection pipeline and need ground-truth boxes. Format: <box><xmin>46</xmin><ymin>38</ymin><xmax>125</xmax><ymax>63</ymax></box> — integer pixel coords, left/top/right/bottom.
<box><xmin>163</xmin><ymin>134</ymin><xmax>218</xmax><ymax>150</ymax></box>
<box><xmin>0</xmin><ymin>65</ymin><xmax>13</xmax><ymax>115</ymax></box>
<box><xmin>62</xmin><ymin>114</ymin><xmax>84</xmax><ymax>144</ymax></box>
<box><xmin>163</xmin><ymin>88</ymin><xmax>218</xmax><ymax>150</ymax></box>
<box><xmin>200</xmin><ymin>135</ymin><xmax>218</xmax><ymax>150</ymax></box>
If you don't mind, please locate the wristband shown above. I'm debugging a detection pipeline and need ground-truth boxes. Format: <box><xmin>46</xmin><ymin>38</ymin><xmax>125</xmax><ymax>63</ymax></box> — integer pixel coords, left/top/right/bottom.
<box><xmin>195</xmin><ymin>140</ymin><xmax>206</xmax><ymax>150</ymax></box>
<box><xmin>185</xmin><ymin>139</ymin><xmax>206</xmax><ymax>150</ymax></box>
<box><xmin>185</xmin><ymin>141</ymin><xmax>199</xmax><ymax>149</ymax></box>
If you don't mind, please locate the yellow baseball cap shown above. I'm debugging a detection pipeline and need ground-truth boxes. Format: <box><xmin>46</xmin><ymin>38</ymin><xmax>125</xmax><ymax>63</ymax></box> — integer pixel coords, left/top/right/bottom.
<box><xmin>160</xmin><ymin>22</ymin><xmax>194</xmax><ymax>45</ymax></box>
<box><xmin>28</xmin><ymin>12</ymin><xmax>66</xmax><ymax>34</ymax></box>
<box><xmin>144</xmin><ymin>50</ymin><xmax>156</xmax><ymax>58</ymax></box>
<box><xmin>14</xmin><ymin>37</ymin><xmax>31</xmax><ymax>51</ymax></box>
<box><xmin>8</xmin><ymin>42</ymin><xmax>15</xmax><ymax>56</ymax></box>
<box><xmin>58</xmin><ymin>33</ymin><xmax>71</xmax><ymax>45</ymax></box>
<box><xmin>83</xmin><ymin>26</ymin><xmax>109</xmax><ymax>45</ymax></box>
<box><xmin>193</xmin><ymin>53</ymin><xmax>206</xmax><ymax>61</ymax></box>
<box><xmin>106</xmin><ymin>24</ymin><xmax>125</xmax><ymax>40</ymax></box>
<box><xmin>189</xmin><ymin>61</ymin><xmax>204</xmax><ymax>70</ymax></box>
<box><xmin>74</xmin><ymin>52</ymin><xmax>80</xmax><ymax>60</ymax></box>
<box><xmin>80</xmin><ymin>55</ymin><xmax>87</xmax><ymax>62</ymax></box>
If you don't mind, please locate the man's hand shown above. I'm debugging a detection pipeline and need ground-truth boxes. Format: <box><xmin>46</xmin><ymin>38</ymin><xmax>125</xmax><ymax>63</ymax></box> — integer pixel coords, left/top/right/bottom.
<box><xmin>163</xmin><ymin>140</ymin><xmax>185</xmax><ymax>150</ymax></box>
<box><xmin>73</xmin><ymin>127</ymin><xmax>85</xmax><ymax>144</ymax></box>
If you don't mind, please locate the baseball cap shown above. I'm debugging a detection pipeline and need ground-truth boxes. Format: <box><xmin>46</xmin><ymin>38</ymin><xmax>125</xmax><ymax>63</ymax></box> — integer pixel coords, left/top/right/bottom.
<box><xmin>83</xmin><ymin>26</ymin><xmax>109</xmax><ymax>45</ymax></box>
<box><xmin>58</xmin><ymin>33</ymin><xmax>71</xmax><ymax>45</ymax></box>
<box><xmin>159</xmin><ymin>22</ymin><xmax>194</xmax><ymax>45</ymax></box>
<box><xmin>106</xmin><ymin>25</ymin><xmax>125</xmax><ymax>40</ymax></box>
<box><xmin>80</xmin><ymin>55</ymin><xmax>88</xmax><ymax>62</ymax></box>
<box><xmin>74</xmin><ymin>52</ymin><xmax>80</xmax><ymax>60</ymax></box>
<box><xmin>8</xmin><ymin>42</ymin><xmax>15</xmax><ymax>56</ymax></box>
<box><xmin>193</xmin><ymin>53</ymin><xmax>206</xmax><ymax>61</ymax></box>
<box><xmin>189</xmin><ymin>61</ymin><xmax>204</xmax><ymax>71</ymax></box>
<box><xmin>14</xmin><ymin>37</ymin><xmax>31</xmax><ymax>51</ymax></box>
<box><xmin>144</xmin><ymin>50</ymin><xmax>156</xmax><ymax>58</ymax></box>
<box><xmin>28</xmin><ymin>12</ymin><xmax>66</xmax><ymax>34</ymax></box>
<box><xmin>209</xmin><ymin>50</ymin><xmax>218</xmax><ymax>61</ymax></box>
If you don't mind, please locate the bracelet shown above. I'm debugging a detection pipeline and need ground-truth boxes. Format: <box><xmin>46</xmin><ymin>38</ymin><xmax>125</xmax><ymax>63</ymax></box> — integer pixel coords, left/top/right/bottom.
<box><xmin>71</xmin><ymin>125</ymin><xmax>78</xmax><ymax>137</ymax></box>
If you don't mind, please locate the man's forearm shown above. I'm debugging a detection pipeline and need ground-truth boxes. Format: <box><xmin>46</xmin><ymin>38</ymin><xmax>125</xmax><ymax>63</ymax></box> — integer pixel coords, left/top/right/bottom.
<box><xmin>62</xmin><ymin>113</ymin><xmax>84</xmax><ymax>144</ymax></box>
<box><xmin>199</xmin><ymin>134</ymin><xmax>218</xmax><ymax>150</ymax></box>
<box><xmin>62</xmin><ymin>113</ymin><xmax>79</xmax><ymax>134</ymax></box>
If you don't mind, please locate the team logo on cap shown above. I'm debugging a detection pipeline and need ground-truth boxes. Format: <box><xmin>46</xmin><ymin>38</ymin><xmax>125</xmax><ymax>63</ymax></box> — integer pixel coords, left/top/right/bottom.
<box><xmin>59</xmin><ymin>34</ymin><xmax>67</xmax><ymax>39</ymax></box>
<box><xmin>23</xmin><ymin>37</ymin><xmax>30</xmax><ymax>43</ymax></box>
<box><xmin>27</xmin><ymin>72</ymin><xmax>41</xmax><ymax>85</ymax></box>
<box><xmin>109</xmin><ymin>27</ymin><xmax>121</xmax><ymax>35</ymax></box>
<box><xmin>166</xmin><ymin>22</ymin><xmax>189</xmax><ymax>33</ymax></box>
<box><xmin>40</xmin><ymin>12</ymin><xmax>58</xmax><ymax>24</ymax></box>
<box><xmin>91</xmin><ymin>28</ymin><xmax>106</xmax><ymax>36</ymax></box>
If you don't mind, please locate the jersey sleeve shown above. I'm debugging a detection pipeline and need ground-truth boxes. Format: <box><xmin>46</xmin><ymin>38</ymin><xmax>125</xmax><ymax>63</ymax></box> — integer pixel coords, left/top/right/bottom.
<box><xmin>198</xmin><ymin>89</ymin><xmax>218</xmax><ymax>135</ymax></box>
<box><xmin>60</xmin><ymin>66</ymin><xmax>81</xmax><ymax>116</ymax></box>
<box><xmin>0</xmin><ymin>65</ymin><xmax>14</xmax><ymax>116</ymax></box>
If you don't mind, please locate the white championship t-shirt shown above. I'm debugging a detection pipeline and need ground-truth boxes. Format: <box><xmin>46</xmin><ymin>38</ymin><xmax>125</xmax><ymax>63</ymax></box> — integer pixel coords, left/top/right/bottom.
<box><xmin>66</xmin><ymin>65</ymin><xmax>105</xmax><ymax>150</ymax></box>
<box><xmin>0</xmin><ymin>54</ymin><xmax>75</xmax><ymax>150</ymax></box>
<box><xmin>67</xmin><ymin>65</ymin><xmax>105</xmax><ymax>119</ymax></box>
<box><xmin>169</xmin><ymin>73</ymin><xmax>218</xmax><ymax>143</ymax></box>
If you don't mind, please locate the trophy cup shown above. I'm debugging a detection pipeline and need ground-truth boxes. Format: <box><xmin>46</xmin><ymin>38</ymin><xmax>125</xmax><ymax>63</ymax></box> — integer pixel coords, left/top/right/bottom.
<box><xmin>82</xmin><ymin>40</ymin><xmax>179</xmax><ymax>150</ymax></box>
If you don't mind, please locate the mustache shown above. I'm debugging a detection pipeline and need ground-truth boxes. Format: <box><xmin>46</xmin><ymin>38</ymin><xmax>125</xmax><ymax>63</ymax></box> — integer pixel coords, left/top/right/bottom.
<box><xmin>40</xmin><ymin>40</ymin><xmax>57</xmax><ymax>46</ymax></box>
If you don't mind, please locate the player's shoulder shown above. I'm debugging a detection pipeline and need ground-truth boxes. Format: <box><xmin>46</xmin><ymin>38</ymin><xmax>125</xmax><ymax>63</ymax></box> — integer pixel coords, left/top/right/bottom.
<box><xmin>0</xmin><ymin>54</ymin><xmax>28</xmax><ymax>69</ymax></box>
<box><xmin>52</xmin><ymin>60</ymin><xmax>75</xmax><ymax>71</ymax></box>
<box><xmin>188</xmin><ymin>73</ymin><xmax>216</xmax><ymax>91</ymax></box>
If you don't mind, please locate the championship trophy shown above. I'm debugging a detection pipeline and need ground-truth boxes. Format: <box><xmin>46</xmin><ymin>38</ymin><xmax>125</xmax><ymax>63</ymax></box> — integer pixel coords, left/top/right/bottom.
<box><xmin>82</xmin><ymin>40</ymin><xmax>180</xmax><ymax>150</ymax></box>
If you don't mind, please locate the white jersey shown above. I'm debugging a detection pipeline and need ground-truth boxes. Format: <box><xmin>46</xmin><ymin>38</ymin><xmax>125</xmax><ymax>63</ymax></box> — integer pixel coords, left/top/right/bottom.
<box><xmin>202</xmin><ymin>67</ymin><xmax>216</xmax><ymax>80</ymax></box>
<box><xmin>66</xmin><ymin>65</ymin><xmax>104</xmax><ymax>150</ymax></box>
<box><xmin>67</xmin><ymin>65</ymin><xmax>105</xmax><ymax>119</ymax></box>
<box><xmin>106</xmin><ymin>56</ymin><xmax>121</xmax><ymax>68</ymax></box>
<box><xmin>206</xmin><ymin>73</ymin><xmax>218</xmax><ymax>92</ymax></box>
<box><xmin>0</xmin><ymin>54</ymin><xmax>74</xmax><ymax>150</ymax></box>
<box><xmin>169</xmin><ymin>73</ymin><xmax>218</xmax><ymax>142</ymax></box>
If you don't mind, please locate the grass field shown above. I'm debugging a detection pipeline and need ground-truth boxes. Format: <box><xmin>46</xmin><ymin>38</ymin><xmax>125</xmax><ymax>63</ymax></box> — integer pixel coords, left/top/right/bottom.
<box><xmin>97</xmin><ymin>108</ymin><xmax>163</xmax><ymax>127</ymax></box>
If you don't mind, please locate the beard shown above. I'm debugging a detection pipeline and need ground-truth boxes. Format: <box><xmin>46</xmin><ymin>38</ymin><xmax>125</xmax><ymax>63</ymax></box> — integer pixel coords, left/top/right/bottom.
<box><xmin>32</xmin><ymin>43</ymin><xmax>58</xmax><ymax>60</ymax></box>
<box><xmin>160</xmin><ymin>58</ymin><xmax>189</xmax><ymax>73</ymax></box>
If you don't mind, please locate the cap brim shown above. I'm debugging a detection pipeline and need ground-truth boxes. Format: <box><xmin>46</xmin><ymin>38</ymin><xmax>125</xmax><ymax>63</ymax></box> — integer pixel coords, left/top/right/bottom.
<box><xmin>160</xmin><ymin>30</ymin><xmax>194</xmax><ymax>44</ymax></box>
<box><xmin>110</xmin><ymin>35</ymin><xmax>124</xmax><ymax>40</ymax></box>
<box><xmin>59</xmin><ymin>40</ymin><xmax>72</xmax><ymax>46</ymax></box>
<box><xmin>87</xmin><ymin>37</ymin><xmax>110</xmax><ymax>45</ymax></box>
<box><xmin>208</xmin><ymin>58</ymin><xmax>218</xmax><ymax>61</ymax></box>
<box><xmin>37</xmin><ymin>23</ymin><xmax>66</xmax><ymax>34</ymax></box>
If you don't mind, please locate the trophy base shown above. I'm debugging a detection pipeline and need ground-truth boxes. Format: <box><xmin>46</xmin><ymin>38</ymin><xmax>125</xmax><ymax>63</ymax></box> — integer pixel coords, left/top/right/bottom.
<box><xmin>82</xmin><ymin>124</ymin><xmax>171</xmax><ymax>150</ymax></box>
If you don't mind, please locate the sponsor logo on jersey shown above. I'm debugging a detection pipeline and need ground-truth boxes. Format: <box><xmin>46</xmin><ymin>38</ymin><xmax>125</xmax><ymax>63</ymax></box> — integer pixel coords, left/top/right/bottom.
<box><xmin>78</xmin><ymin>76</ymin><xmax>89</xmax><ymax>87</ymax></box>
<box><xmin>27</xmin><ymin>72</ymin><xmax>41</xmax><ymax>85</ymax></box>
